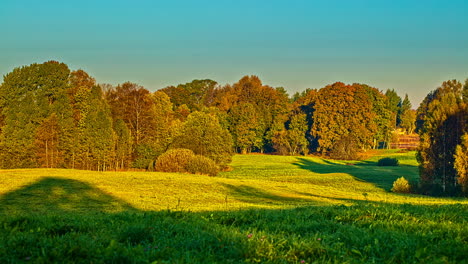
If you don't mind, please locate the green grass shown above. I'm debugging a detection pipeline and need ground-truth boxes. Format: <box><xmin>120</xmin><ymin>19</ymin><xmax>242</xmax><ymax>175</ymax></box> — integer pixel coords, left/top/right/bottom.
<box><xmin>0</xmin><ymin>151</ymin><xmax>467</xmax><ymax>263</ymax></box>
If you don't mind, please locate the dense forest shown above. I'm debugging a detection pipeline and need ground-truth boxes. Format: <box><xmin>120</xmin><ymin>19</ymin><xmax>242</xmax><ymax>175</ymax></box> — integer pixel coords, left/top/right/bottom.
<box><xmin>0</xmin><ymin>61</ymin><xmax>467</xmax><ymax>195</ymax></box>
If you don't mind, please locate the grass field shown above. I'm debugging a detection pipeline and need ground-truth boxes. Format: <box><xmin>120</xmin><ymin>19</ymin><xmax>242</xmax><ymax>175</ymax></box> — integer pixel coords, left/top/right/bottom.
<box><xmin>0</xmin><ymin>150</ymin><xmax>467</xmax><ymax>263</ymax></box>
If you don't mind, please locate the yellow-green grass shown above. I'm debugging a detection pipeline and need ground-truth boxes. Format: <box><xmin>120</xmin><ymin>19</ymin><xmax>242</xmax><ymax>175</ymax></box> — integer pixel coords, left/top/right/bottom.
<box><xmin>1</xmin><ymin>151</ymin><xmax>467</xmax><ymax>263</ymax></box>
<box><xmin>0</xmin><ymin>150</ymin><xmax>466</xmax><ymax>216</ymax></box>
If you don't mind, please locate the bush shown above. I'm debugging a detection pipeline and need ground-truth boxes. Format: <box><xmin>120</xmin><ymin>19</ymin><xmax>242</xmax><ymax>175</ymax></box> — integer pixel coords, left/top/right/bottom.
<box><xmin>391</xmin><ymin>177</ymin><xmax>411</xmax><ymax>193</ymax></box>
<box><xmin>155</xmin><ymin>148</ymin><xmax>195</xmax><ymax>173</ymax></box>
<box><xmin>377</xmin><ymin>157</ymin><xmax>399</xmax><ymax>166</ymax></box>
<box><xmin>185</xmin><ymin>155</ymin><xmax>219</xmax><ymax>176</ymax></box>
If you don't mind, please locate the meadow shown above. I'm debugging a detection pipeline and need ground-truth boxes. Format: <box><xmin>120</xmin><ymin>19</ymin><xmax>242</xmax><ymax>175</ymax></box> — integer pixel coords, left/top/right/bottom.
<box><xmin>0</xmin><ymin>150</ymin><xmax>467</xmax><ymax>263</ymax></box>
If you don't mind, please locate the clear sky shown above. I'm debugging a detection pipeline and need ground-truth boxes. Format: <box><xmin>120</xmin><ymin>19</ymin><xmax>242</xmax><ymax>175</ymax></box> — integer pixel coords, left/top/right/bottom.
<box><xmin>1</xmin><ymin>0</ymin><xmax>467</xmax><ymax>106</ymax></box>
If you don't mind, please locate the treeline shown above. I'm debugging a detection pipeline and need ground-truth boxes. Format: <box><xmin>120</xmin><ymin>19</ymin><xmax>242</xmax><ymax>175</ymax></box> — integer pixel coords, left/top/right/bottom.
<box><xmin>1</xmin><ymin>61</ymin><xmax>466</xmax><ymax>195</ymax></box>
<box><xmin>0</xmin><ymin>61</ymin><xmax>414</xmax><ymax>171</ymax></box>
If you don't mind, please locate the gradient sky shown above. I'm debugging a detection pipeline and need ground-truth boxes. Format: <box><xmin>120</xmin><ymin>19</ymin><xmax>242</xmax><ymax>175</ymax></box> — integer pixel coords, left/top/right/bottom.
<box><xmin>1</xmin><ymin>0</ymin><xmax>467</xmax><ymax>106</ymax></box>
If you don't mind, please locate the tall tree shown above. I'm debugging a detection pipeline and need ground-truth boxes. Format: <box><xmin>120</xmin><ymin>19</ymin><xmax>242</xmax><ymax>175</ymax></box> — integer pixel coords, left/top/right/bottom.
<box><xmin>34</xmin><ymin>113</ymin><xmax>61</xmax><ymax>168</ymax></box>
<box><xmin>81</xmin><ymin>86</ymin><xmax>115</xmax><ymax>171</ymax></box>
<box><xmin>385</xmin><ymin>89</ymin><xmax>402</xmax><ymax>128</ymax></box>
<box><xmin>363</xmin><ymin>85</ymin><xmax>393</xmax><ymax>148</ymax></box>
<box><xmin>106</xmin><ymin>82</ymin><xmax>154</xmax><ymax>146</ymax></box>
<box><xmin>133</xmin><ymin>91</ymin><xmax>176</xmax><ymax>169</ymax></box>
<box><xmin>0</xmin><ymin>61</ymin><xmax>72</xmax><ymax>168</ymax></box>
<box><xmin>417</xmin><ymin>80</ymin><xmax>466</xmax><ymax>195</ymax></box>
<box><xmin>398</xmin><ymin>94</ymin><xmax>412</xmax><ymax>128</ymax></box>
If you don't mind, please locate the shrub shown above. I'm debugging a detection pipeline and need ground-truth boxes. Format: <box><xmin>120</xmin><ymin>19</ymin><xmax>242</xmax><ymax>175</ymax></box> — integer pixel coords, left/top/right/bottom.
<box><xmin>391</xmin><ymin>177</ymin><xmax>411</xmax><ymax>193</ymax></box>
<box><xmin>377</xmin><ymin>157</ymin><xmax>399</xmax><ymax>166</ymax></box>
<box><xmin>155</xmin><ymin>148</ymin><xmax>195</xmax><ymax>173</ymax></box>
<box><xmin>185</xmin><ymin>155</ymin><xmax>219</xmax><ymax>176</ymax></box>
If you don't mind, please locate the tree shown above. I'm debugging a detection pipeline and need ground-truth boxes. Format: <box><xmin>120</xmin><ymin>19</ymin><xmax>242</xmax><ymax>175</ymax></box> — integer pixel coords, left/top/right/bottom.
<box><xmin>454</xmin><ymin>133</ymin><xmax>468</xmax><ymax>195</ymax></box>
<box><xmin>34</xmin><ymin>113</ymin><xmax>61</xmax><ymax>168</ymax></box>
<box><xmin>363</xmin><ymin>85</ymin><xmax>393</xmax><ymax>148</ymax></box>
<box><xmin>417</xmin><ymin>80</ymin><xmax>466</xmax><ymax>195</ymax></box>
<box><xmin>210</xmin><ymin>76</ymin><xmax>290</xmax><ymax>153</ymax></box>
<box><xmin>0</xmin><ymin>61</ymin><xmax>73</xmax><ymax>168</ymax></box>
<box><xmin>272</xmin><ymin>112</ymin><xmax>309</xmax><ymax>155</ymax></box>
<box><xmin>161</xmin><ymin>79</ymin><xmax>217</xmax><ymax>111</ymax></box>
<box><xmin>106</xmin><ymin>82</ymin><xmax>154</xmax><ymax>146</ymax></box>
<box><xmin>113</xmin><ymin>119</ymin><xmax>132</xmax><ymax>170</ymax></box>
<box><xmin>311</xmin><ymin>82</ymin><xmax>377</xmax><ymax>154</ymax></box>
<box><xmin>398</xmin><ymin>94</ymin><xmax>412</xmax><ymax>128</ymax></box>
<box><xmin>133</xmin><ymin>91</ymin><xmax>176</xmax><ymax>169</ymax></box>
<box><xmin>385</xmin><ymin>89</ymin><xmax>402</xmax><ymax>128</ymax></box>
<box><xmin>172</xmin><ymin>111</ymin><xmax>233</xmax><ymax>167</ymax></box>
<box><xmin>400</xmin><ymin>109</ymin><xmax>417</xmax><ymax>134</ymax></box>
<box><xmin>81</xmin><ymin>86</ymin><xmax>115</xmax><ymax>171</ymax></box>
<box><xmin>228</xmin><ymin>103</ymin><xmax>264</xmax><ymax>154</ymax></box>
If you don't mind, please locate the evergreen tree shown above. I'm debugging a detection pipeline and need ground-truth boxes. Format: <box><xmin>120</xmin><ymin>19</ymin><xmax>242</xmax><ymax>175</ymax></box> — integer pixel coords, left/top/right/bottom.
<box><xmin>385</xmin><ymin>89</ymin><xmax>402</xmax><ymax>128</ymax></box>
<box><xmin>398</xmin><ymin>94</ymin><xmax>412</xmax><ymax>128</ymax></box>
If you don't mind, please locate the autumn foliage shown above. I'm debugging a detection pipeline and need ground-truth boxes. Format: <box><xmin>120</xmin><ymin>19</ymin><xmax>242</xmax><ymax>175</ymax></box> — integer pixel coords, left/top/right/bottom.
<box><xmin>1</xmin><ymin>61</ymin><xmax>466</xmax><ymax>196</ymax></box>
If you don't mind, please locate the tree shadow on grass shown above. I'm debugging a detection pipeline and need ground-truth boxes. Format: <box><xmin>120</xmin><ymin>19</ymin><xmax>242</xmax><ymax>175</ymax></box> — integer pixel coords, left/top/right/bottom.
<box><xmin>223</xmin><ymin>183</ymin><xmax>302</xmax><ymax>204</ymax></box>
<box><xmin>222</xmin><ymin>183</ymin><xmax>329</xmax><ymax>206</ymax></box>
<box><xmin>0</xmin><ymin>176</ymin><xmax>135</xmax><ymax>215</ymax></box>
<box><xmin>293</xmin><ymin>157</ymin><xmax>419</xmax><ymax>191</ymax></box>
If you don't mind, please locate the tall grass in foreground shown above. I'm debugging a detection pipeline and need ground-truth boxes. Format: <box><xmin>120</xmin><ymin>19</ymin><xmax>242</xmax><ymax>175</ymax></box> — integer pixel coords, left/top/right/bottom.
<box><xmin>0</xmin><ymin>203</ymin><xmax>466</xmax><ymax>263</ymax></box>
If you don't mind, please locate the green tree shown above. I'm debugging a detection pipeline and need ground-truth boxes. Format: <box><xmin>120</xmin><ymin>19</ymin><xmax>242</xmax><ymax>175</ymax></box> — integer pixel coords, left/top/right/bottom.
<box><xmin>400</xmin><ymin>109</ymin><xmax>417</xmax><ymax>134</ymax></box>
<box><xmin>82</xmin><ymin>86</ymin><xmax>115</xmax><ymax>171</ymax></box>
<box><xmin>228</xmin><ymin>103</ymin><xmax>264</xmax><ymax>154</ymax></box>
<box><xmin>113</xmin><ymin>119</ymin><xmax>132</xmax><ymax>170</ymax></box>
<box><xmin>272</xmin><ymin>112</ymin><xmax>309</xmax><ymax>155</ymax></box>
<box><xmin>385</xmin><ymin>89</ymin><xmax>402</xmax><ymax>128</ymax></box>
<box><xmin>398</xmin><ymin>94</ymin><xmax>412</xmax><ymax>128</ymax></box>
<box><xmin>161</xmin><ymin>79</ymin><xmax>217</xmax><ymax>111</ymax></box>
<box><xmin>133</xmin><ymin>91</ymin><xmax>176</xmax><ymax>169</ymax></box>
<box><xmin>364</xmin><ymin>85</ymin><xmax>393</xmax><ymax>148</ymax></box>
<box><xmin>172</xmin><ymin>111</ymin><xmax>233</xmax><ymax>167</ymax></box>
<box><xmin>0</xmin><ymin>61</ymin><xmax>72</xmax><ymax>168</ymax></box>
<box><xmin>211</xmin><ymin>76</ymin><xmax>290</xmax><ymax>153</ymax></box>
<box><xmin>417</xmin><ymin>80</ymin><xmax>466</xmax><ymax>195</ymax></box>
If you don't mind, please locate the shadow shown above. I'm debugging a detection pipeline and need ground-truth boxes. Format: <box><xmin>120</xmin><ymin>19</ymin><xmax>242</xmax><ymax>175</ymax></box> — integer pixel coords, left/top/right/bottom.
<box><xmin>0</xmin><ymin>177</ymin><xmax>135</xmax><ymax>215</ymax></box>
<box><xmin>222</xmin><ymin>183</ymin><xmax>309</xmax><ymax>205</ymax></box>
<box><xmin>293</xmin><ymin>157</ymin><xmax>419</xmax><ymax>191</ymax></box>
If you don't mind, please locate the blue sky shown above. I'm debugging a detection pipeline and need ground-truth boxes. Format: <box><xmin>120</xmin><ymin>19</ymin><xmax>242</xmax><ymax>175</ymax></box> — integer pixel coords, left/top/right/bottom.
<box><xmin>1</xmin><ymin>0</ymin><xmax>467</xmax><ymax>105</ymax></box>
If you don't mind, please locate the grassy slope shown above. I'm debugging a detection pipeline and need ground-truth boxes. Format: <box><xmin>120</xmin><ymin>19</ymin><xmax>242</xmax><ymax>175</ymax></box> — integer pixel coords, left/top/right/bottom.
<box><xmin>0</xmin><ymin>151</ymin><xmax>467</xmax><ymax>263</ymax></box>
